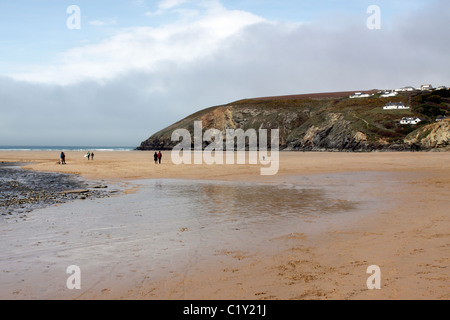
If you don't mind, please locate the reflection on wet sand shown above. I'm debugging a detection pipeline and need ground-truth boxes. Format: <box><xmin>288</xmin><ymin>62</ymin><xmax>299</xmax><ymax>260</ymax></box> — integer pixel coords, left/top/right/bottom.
<box><xmin>171</xmin><ymin>183</ymin><xmax>358</xmax><ymax>225</ymax></box>
<box><xmin>0</xmin><ymin>172</ymin><xmax>392</xmax><ymax>299</ymax></box>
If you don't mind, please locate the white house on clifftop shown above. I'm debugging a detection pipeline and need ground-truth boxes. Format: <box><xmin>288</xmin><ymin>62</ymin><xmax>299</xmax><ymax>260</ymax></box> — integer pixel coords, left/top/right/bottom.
<box><xmin>400</xmin><ymin>117</ymin><xmax>422</xmax><ymax>125</ymax></box>
<box><xmin>383</xmin><ymin>102</ymin><xmax>410</xmax><ymax>110</ymax></box>
<box><xmin>421</xmin><ymin>84</ymin><xmax>433</xmax><ymax>91</ymax></box>
<box><xmin>349</xmin><ymin>92</ymin><xmax>373</xmax><ymax>99</ymax></box>
<box><xmin>380</xmin><ymin>91</ymin><xmax>398</xmax><ymax>98</ymax></box>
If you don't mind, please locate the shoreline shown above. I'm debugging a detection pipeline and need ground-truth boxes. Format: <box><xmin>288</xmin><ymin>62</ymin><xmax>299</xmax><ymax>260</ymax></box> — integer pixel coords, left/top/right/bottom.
<box><xmin>0</xmin><ymin>151</ymin><xmax>449</xmax><ymax>299</ymax></box>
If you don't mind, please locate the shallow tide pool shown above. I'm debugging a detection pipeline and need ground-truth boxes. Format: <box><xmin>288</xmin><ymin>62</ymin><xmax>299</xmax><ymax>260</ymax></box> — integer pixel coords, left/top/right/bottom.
<box><xmin>0</xmin><ymin>172</ymin><xmax>397</xmax><ymax>299</ymax></box>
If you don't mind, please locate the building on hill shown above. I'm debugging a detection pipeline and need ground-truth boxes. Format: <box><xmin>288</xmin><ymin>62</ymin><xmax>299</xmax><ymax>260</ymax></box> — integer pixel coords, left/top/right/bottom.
<box><xmin>435</xmin><ymin>115</ymin><xmax>446</xmax><ymax>122</ymax></box>
<box><xmin>420</xmin><ymin>84</ymin><xmax>433</xmax><ymax>91</ymax></box>
<box><xmin>400</xmin><ymin>117</ymin><xmax>422</xmax><ymax>125</ymax></box>
<box><xmin>349</xmin><ymin>92</ymin><xmax>373</xmax><ymax>99</ymax></box>
<box><xmin>395</xmin><ymin>86</ymin><xmax>416</xmax><ymax>92</ymax></box>
<box><xmin>383</xmin><ymin>102</ymin><xmax>410</xmax><ymax>110</ymax></box>
<box><xmin>380</xmin><ymin>91</ymin><xmax>398</xmax><ymax>98</ymax></box>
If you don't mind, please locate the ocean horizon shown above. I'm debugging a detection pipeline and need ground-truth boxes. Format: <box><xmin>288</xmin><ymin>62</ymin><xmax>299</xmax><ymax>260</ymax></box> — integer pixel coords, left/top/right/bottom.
<box><xmin>0</xmin><ymin>146</ymin><xmax>135</xmax><ymax>151</ymax></box>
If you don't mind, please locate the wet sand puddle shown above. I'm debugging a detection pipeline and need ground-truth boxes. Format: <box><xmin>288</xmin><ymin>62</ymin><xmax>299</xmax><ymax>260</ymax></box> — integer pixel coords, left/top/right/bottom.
<box><xmin>0</xmin><ymin>171</ymin><xmax>397</xmax><ymax>299</ymax></box>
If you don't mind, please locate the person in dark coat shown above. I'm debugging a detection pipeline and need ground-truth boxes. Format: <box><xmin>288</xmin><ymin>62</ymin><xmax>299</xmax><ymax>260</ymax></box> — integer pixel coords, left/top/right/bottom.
<box><xmin>154</xmin><ymin>152</ymin><xmax>158</xmax><ymax>164</ymax></box>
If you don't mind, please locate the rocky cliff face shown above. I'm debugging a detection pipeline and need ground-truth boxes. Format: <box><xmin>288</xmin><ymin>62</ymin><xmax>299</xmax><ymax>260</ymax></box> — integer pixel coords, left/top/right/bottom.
<box><xmin>405</xmin><ymin>119</ymin><xmax>450</xmax><ymax>150</ymax></box>
<box><xmin>285</xmin><ymin>113</ymin><xmax>370</xmax><ymax>151</ymax></box>
<box><xmin>137</xmin><ymin>90</ymin><xmax>450</xmax><ymax>152</ymax></box>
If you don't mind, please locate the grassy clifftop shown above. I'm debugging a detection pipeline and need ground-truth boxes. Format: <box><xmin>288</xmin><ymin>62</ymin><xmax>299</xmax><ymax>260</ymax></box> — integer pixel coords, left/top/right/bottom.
<box><xmin>137</xmin><ymin>89</ymin><xmax>450</xmax><ymax>151</ymax></box>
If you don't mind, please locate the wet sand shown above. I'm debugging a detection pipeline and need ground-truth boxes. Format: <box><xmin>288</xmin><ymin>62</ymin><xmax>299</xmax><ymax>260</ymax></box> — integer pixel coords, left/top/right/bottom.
<box><xmin>0</xmin><ymin>151</ymin><xmax>449</xmax><ymax>300</ymax></box>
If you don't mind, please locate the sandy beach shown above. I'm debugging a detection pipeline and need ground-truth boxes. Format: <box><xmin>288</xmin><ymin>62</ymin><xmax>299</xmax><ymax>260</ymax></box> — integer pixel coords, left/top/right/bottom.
<box><xmin>0</xmin><ymin>150</ymin><xmax>449</xmax><ymax>300</ymax></box>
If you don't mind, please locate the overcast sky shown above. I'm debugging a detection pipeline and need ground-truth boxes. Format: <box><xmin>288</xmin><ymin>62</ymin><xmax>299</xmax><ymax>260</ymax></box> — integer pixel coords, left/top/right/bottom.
<box><xmin>0</xmin><ymin>0</ymin><xmax>449</xmax><ymax>147</ymax></box>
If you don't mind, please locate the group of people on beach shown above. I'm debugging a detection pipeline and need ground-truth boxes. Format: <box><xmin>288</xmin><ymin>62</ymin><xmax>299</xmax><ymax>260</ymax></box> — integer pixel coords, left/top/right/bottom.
<box><xmin>85</xmin><ymin>151</ymin><xmax>94</xmax><ymax>160</ymax></box>
<box><xmin>59</xmin><ymin>150</ymin><xmax>162</xmax><ymax>165</ymax></box>
<box><xmin>59</xmin><ymin>151</ymin><xmax>94</xmax><ymax>164</ymax></box>
<box><xmin>154</xmin><ymin>151</ymin><xmax>162</xmax><ymax>164</ymax></box>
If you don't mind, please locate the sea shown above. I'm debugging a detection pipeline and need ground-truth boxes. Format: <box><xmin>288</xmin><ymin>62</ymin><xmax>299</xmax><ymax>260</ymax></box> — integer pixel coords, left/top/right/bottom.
<box><xmin>0</xmin><ymin>146</ymin><xmax>135</xmax><ymax>151</ymax></box>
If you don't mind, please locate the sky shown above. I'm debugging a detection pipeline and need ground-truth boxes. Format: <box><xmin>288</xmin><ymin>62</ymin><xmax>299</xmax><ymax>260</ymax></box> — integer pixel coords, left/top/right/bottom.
<box><xmin>0</xmin><ymin>0</ymin><xmax>449</xmax><ymax>147</ymax></box>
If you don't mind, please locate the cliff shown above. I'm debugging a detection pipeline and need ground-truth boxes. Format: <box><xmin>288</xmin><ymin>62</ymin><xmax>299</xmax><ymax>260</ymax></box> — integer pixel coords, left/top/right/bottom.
<box><xmin>137</xmin><ymin>89</ymin><xmax>450</xmax><ymax>152</ymax></box>
<box><xmin>405</xmin><ymin>119</ymin><xmax>450</xmax><ymax>150</ymax></box>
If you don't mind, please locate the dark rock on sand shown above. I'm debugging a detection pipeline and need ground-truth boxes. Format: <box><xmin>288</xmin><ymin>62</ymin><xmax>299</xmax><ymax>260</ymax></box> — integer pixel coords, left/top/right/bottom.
<box><xmin>0</xmin><ymin>163</ymin><xmax>113</xmax><ymax>221</ymax></box>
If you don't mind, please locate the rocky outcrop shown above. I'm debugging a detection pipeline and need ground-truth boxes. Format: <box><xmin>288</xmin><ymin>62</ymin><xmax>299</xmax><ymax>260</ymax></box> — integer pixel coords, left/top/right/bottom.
<box><xmin>285</xmin><ymin>113</ymin><xmax>371</xmax><ymax>151</ymax></box>
<box><xmin>405</xmin><ymin>119</ymin><xmax>450</xmax><ymax>150</ymax></box>
<box><xmin>137</xmin><ymin>102</ymin><xmax>310</xmax><ymax>150</ymax></box>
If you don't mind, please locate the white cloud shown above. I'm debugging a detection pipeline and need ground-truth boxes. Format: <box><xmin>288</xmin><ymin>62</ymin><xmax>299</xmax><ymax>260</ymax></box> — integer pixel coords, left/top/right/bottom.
<box><xmin>9</xmin><ymin>2</ymin><xmax>264</xmax><ymax>85</ymax></box>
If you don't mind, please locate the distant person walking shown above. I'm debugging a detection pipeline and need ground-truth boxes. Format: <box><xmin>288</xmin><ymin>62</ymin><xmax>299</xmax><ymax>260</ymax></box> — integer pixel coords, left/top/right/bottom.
<box><xmin>157</xmin><ymin>151</ymin><xmax>162</xmax><ymax>164</ymax></box>
<box><xmin>153</xmin><ymin>152</ymin><xmax>158</xmax><ymax>164</ymax></box>
<box><xmin>91</xmin><ymin>152</ymin><xmax>94</xmax><ymax>160</ymax></box>
<box><xmin>86</xmin><ymin>151</ymin><xmax>91</xmax><ymax>160</ymax></box>
<box><xmin>60</xmin><ymin>152</ymin><xmax>66</xmax><ymax>165</ymax></box>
